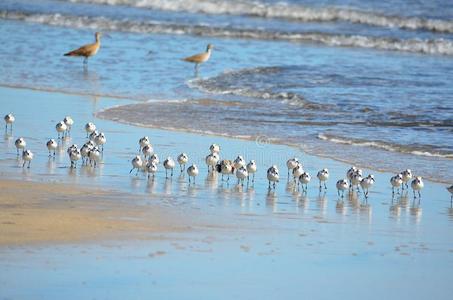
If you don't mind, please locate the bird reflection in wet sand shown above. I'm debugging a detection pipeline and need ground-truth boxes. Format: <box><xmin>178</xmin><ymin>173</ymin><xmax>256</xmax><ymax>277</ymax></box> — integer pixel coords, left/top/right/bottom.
<box><xmin>204</xmin><ymin>172</ymin><xmax>218</xmax><ymax>191</ymax></box>
<box><xmin>317</xmin><ymin>192</ymin><xmax>328</xmax><ymax>215</ymax></box>
<box><xmin>266</xmin><ymin>189</ymin><xmax>278</xmax><ymax>213</ymax></box>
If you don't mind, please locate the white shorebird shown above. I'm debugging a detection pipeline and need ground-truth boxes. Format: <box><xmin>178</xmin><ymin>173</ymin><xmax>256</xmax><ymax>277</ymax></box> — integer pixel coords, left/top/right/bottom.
<box><xmin>69</xmin><ymin>149</ymin><xmax>81</xmax><ymax>168</ymax></box>
<box><xmin>292</xmin><ymin>163</ymin><xmax>304</xmax><ymax>186</ymax></box>
<box><xmin>187</xmin><ymin>164</ymin><xmax>199</xmax><ymax>184</ymax></box>
<box><xmin>22</xmin><ymin>149</ymin><xmax>33</xmax><ymax>168</ymax></box>
<box><xmin>183</xmin><ymin>44</ymin><xmax>214</xmax><ymax>71</ymax></box>
<box><xmin>401</xmin><ymin>169</ymin><xmax>413</xmax><ymax>190</ymax></box>
<box><xmin>205</xmin><ymin>153</ymin><xmax>219</xmax><ymax>173</ymax></box>
<box><xmin>299</xmin><ymin>172</ymin><xmax>311</xmax><ymax>193</ymax></box>
<box><xmin>246</xmin><ymin>160</ymin><xmax>257</xmax><ymax>183</ymax></box>
<box><xmin>447</xmin><ymin>185</ymin><xmax>453</xmax><ymax>206</ymax></box>
<box><xmin>209</xmin><ymin>143</ymin><xmax>220</xmax><ymax>154</ymax></box>
<box><xmin>88</xmin><ymin>147</ymin><xmax>101</xmax><ymax>167</ymax></box>
<box><xmin>336</xmin><ymin>179</ymin><xmax>349</xmax><ymax>198</ymax></box>
<box><xmin>67</xmin><ymin>144</ymin><xmax>78</xmax><ymax>155</ymax></box>
<box><xmin>63</xmin><ymin>116</ymin><xmax>74</xmax><ymax>136</ymax></box>
<box><xmin>267</xmin><ymin>165</ymin><xmax>279</xmax><ymax>189</ymax></box>
<box><xmin>149</xmin><ymin>153</ymin><xmax>159</xmax><ymax>165</ymax></box>
<box><xmin>235</xmin><ymin>166</ymin><xmax>248</xmax><ymax>186</ymax></box>
<box><xmin>317</xmin><ymin>168</ymin><xmax>329</xmax><ymax>191</ymax></box>
<box><xmin>360</xmin><ymin>174</ymin><xmax>375</xmax><ymax>200</ymax></box>
<box><xmin>4</xmin><ymin>113</ymin><xmax>15</xmax><ymax>133</ymax></box>
<box><xmin>163</xmin><ymin>157</ymin><xmax>176</xmax><ymax>178</ymax></box>
<box><xmin>351</xmin><ymin>172</ymin><xmax>363</xmax><ymax>193</ymax></box>
<box><xmin>14</xmin><ymin>137</ymin><xmax>26</xmax><ymax>156</ymax></box>
<box><xmin>233</xmin><ymin>155</ymin><xmax>246</xmax><ymax>169</ymax></box>
<box><xmin>56</xmin><ymin>121</ymin><xmax>67</xmax><ymax>139</ymax></box>
<box><xmin>139</xmin><ymin>136</ymin><xmax>150</xmax><ymax>152</ymax></box>
<box><xmin>177</xmin><ymin>153</ymin><xmax>189</xmax><ymax>172</ymax></box>
<box><xmin>286</xmin><ymin>158</ymin><xmax>299</xmax><ymax>179</ymax></box>
<box><xmin>216</xmin><ymin>159</ymin><xmax>234</xmax><ymax>182</ymax></box>
<box><xmin>85</xmin><ymin>122</ymin><xmax>96</xmax><ymax>138</ymax></box>
<box><xmin>94</xmin><ymin>132</ymin><xmax>106</xmax><ymax>152</ymax></box>
<box><xmin>346</xmin><ymin>166</ymin><xmax>362</xmax><ymax>189</ymax></box>
<box><xmin>80</xmin><ymin>141</ymin><xmax>95</xmax><ymax>165</ymax></box>
<box><xmin>46</xmin><ymin>139</ymin><xmax>58</xmax><ymax>157</ymax></box>
<box><xmin>390</xmin><ymin>174</ymin><xmax>403</xmax><ymax>197</ymax></box>
<box><xmin>89</xmin><ymin>130</ymin><xmax>99</xmax><ymax>142</ymax></box>
<box><xmin>130</xmin><ymin>155</ymin><xmax>143</xmax><ymax>175</ymax></box>
<box><xmin>145</xmin><ymin>161</ymin><xmax>158</xmax><ymax>180</ymax></box>
<box><xmin>411</xmin><ymin>176</ymin><xmax>424</xmax><ymax>200</ymax></box>
<box><xmin>141</xmin><ymin>144</ymin><xmax>154</xmax><ymax>159</ymax></box>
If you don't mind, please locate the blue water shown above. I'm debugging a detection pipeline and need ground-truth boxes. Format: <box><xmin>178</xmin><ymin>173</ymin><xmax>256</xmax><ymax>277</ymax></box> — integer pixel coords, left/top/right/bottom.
<box><xmin>0</xmin><ymin>0</ymin><xmax>452</xmax><ymax>182</ymax></box>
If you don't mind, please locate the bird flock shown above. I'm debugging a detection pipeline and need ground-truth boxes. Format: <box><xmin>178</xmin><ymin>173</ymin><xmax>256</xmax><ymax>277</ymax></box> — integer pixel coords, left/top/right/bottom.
<box><xmin>4</xmin><ymin>113</ymin><xmax>453</xmax><ymax>204</ymax></box>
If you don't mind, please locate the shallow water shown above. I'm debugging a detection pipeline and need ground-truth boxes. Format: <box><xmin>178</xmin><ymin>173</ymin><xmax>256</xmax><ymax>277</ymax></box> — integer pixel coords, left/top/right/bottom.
<box><xmin>0</xmin><ymin>0</ymin><xmax>452</xmax><ymax>182</ymax></box>
<box><xmin>1</xmin><ymin>87</ymin><xmax>453</xmax><ymax>299</ymax></box>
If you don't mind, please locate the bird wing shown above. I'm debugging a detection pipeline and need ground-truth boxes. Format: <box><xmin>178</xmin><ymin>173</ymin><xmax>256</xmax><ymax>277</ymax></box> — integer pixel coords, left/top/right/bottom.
<box><xmin>182</xmin><ymin>52</ymin><xmax>206</xmax><ymax>63</ymax></box>
<box><xmin>64</xmin><ymin>43</ymin><xmax>97</xmax><ymax>57</ymax></box>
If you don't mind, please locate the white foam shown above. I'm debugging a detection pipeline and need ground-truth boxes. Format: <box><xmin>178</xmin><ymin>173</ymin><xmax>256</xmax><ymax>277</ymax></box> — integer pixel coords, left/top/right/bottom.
<box><xmin>69</xmin><ymin>0</ymin><xmax>453</xmax><ymax>33</ymax></box>
<box><xmin>2</xmin><ymin>10</ymin><xmax>453</xmax><ymax>55</ymax></box>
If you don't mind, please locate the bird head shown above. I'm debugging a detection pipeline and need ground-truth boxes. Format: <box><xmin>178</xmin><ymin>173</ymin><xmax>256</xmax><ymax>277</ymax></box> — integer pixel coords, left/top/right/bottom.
<box><xmin>207</xmin><ymin>44</ymin><xmax>214</xmax><ymax>51</ymax></box>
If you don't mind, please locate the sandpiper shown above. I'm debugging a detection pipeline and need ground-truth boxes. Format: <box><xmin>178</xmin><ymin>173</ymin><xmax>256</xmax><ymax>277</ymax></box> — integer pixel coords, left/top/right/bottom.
<box><xmin>14</xmin><ymin>137</ymin><xmax>26</xmax><ymax>156</ymax></box>
<box><xmin>336</xmin><ymin>179</ymin><xmax>349</xmax><ymax>198</ymax></box>
<box><xmin>216</xmin><ymin>159</ymin><xmax>234</xmax><ymax>182</ymax></box>
<box><xmin>46</xmin><ymin>139</ymin><xmax>58</xmax><ymax>157</ymax></box>
<box><xmin>209</xmin><ymin>143</ymin><xmax>220</xmax><ymax>154</ymax></box>
<box><xmin>22</xmin><ymin>150</ymin><xmax>33</xmax><ymax>168</ymax></box>
<box><xmin>149</xmin><ymin>153</ymin><xmax>159</xmax><ymax>165</ymax></box>
<box><xmin>235</xmin><ymin>166</ymin><xmax>248</xmax><ymax>186</ymax></box>
<box><xmin>292</xmin><ymin>163</ymin><xmax>304</xmax><ymax>186</ymax></box>
<box><xmin>4</xmin><ymin>113</ymin><xmax>15</xmax><ymax>133</ymax></box>
<box><xmin>205</xmin><ymin>153</ymin><xmax>219</xmax><ymax>173</ymax></box>
<box><xmin>246</xmin><ymin>160</ymin><xmax>257</xmax><ymax>183</ymax></box>
<box><xmin>351</xmin><ymin>172</ymin><xmax>363</xmax><ymax>193</ymax></box>
<box><xmin>88</xmin><ymin>147</ymin><xmax>101</xmax><ymax>167</ymax></box>
<box><xmin>163</xmin><ymin>157</ymin><xmax>176</xmax><ymax>178</ymax></box>
<box><xmin>69</xmin><ymin>149</ymin><xmax>81</xmax><ymax>168</ymax></box>
<box><xmin>267</xmin><ymin>165</ymin><xmax>279</xmax><ymax>189</ymax></box>
<box><xmin>94</xmin><ymin>132</ymin><xmax>106</xmax><ymax>152</ymax></box>
<box><xmin>85</xmin><ymin>122</ymin><xmax>96</xmax><ymax>138</ymax></box>
<box><xmin>390</xmin><ymin>174</ymin><xmax>403</xmax><ymax>197</ymax></box>
<box><xmin>63</xmin><ymin>116</ymin><xmax>74</xmax><ymax>136</ymax></box>
<box><xmin>142</xmin><ymin>144</ymin><xmax>154</xmax><ymax>159</ymax></box>
<box><xmin>317</xmin><ymin>168</ymin><xmax>329</xmax><ymax>191</ymax></box>
<box><xmin>360</xmin><ymin>174</ymin><xmax>375</xmax><ymax>199</ymax></box>
<box><xmin>187</xmin><ymin>164</ymin><xmax>199</xmax><ymax>184</ymax></box>
<box><xmin>139</xmin><ymin>136</ymin><xmax>150</xmax><ymax>152</ymax></box>
<box><xmin>56</xmin><ymin>121</ymin><xmax>67</xmax><ymax>139</ymax></box>
<box><xmin>130</xmin><ymin>155</ymin><xmax>143</xmax><ymax>175</ymax></box>
<box><xmin>233</xmin><ymin>155</ymin><xmax>246</xmax><ymax>169</ymax></box>
<box><xmin>145</xmin><ymin>161</ymin><xmax>158</xmax><ymax>180</ymax></box>
<box><xmin>299</xmin><ymin>172</ymin><xmax>311</xmax><ymax>193</ymax></box>
<box><xmin>177</xmin><ymin>153</ymin><xmax>189</xmax><ymax>172</ymax></box>
<box><xmin>286</xmin><ymin>158</ymin><xmax>299</xmax><ymax>179</ymax></box>
<box><xmin>401</xmin><ymin>169</ymin><xmax>412</xmax><ymax>190</ymax></box>
<box><xmin>80</xmin><ymin>141</ymin><xmax>95</xmax><ymax>165</ymax></box>
<box><xmin>447</xmin><ymin>185</ymin><xmax>453</xmax><ymax>206</ymax></box>
<box><xmin>411</xmin><ymin>176</ymin><xmax>424</xmax><ymax>200</ymax></box>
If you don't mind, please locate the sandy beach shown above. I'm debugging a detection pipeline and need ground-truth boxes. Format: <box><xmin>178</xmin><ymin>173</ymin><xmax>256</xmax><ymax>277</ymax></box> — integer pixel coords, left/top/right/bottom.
<box><xmin>1</xmin><ymin>86</ymin><xmax>453</xmax><ymax>299</ymax></box>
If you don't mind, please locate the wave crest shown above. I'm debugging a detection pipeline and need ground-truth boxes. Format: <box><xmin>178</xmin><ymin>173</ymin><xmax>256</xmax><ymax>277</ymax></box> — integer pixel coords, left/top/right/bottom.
<box><xmin>2</xmin><ymin>10</ymin><xmax>453</xmax><ymax>55</ymax></box>
<box><xmin>318</xmin><ymin>133</ymin><xmax>453</xmax><ymax>159</ymax></box>
<box><xmin>69</xmin><ymin>0</ymin><xmax>453</xmax><ymax>33</ymax></box>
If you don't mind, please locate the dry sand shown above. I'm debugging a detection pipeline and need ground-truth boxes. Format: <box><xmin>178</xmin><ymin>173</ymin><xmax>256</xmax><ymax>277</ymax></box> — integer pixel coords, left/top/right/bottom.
<box><xmin>0</xmin><ymin>179</ymin><xmax>189</xmax><ymax>246</ymax></box>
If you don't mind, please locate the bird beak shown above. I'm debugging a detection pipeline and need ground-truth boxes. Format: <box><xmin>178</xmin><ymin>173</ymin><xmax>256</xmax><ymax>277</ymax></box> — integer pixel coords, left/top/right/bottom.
<box><xmin>104</xmin><ymin>34</ymin><xmax>112</xmax><ymax>39</ymax></box>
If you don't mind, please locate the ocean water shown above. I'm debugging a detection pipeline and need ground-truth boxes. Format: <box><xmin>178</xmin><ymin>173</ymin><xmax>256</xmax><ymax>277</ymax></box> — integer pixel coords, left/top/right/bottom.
<box><xmin>0</xmin><ymin>0</ymin><xmax>452</xmax><ymax>182</ymax></box>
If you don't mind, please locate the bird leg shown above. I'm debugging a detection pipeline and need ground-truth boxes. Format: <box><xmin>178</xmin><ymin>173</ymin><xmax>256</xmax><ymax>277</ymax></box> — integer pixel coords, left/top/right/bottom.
<box><xmin>28</xmin><ymin>161</ymin><xmax>31</xmax><ymax>168</ymax></box>
<box><xmin>129</xmin><ymin>168</ymin><xmax>134</xmax><ymax>174</ymax></box>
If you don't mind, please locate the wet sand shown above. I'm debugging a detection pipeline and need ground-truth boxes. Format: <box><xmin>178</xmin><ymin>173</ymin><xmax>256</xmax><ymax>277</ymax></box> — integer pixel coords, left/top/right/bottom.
<box><xmin>0</xmin><ymin>179</ymin><xmax>189</xmax><ymax>246</ymax></box>
<box><xmin>1</xmin><ymin>86</ymin><xmax>453</xmax><ymax>299</ymax></box>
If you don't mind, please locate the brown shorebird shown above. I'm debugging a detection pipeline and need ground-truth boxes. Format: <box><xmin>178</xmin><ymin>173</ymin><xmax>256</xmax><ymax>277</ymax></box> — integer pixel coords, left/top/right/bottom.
<box><xmin>182</xmin><ymin>44</ymin><xmax>213</xmax><ymax>71</ymax></box>
<box><xmin>64</xmin><ymin>32</ymin><xmax>103</xmax><ymax>65</ymax></box>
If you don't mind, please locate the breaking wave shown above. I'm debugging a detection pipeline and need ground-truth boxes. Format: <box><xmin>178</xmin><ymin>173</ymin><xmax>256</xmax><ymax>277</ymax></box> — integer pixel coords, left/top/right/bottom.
<box><xmin>2</xmin><ymin>10</ymin><xmax>453</xmax><ymax>55</ymax></box>
<box><xmin>67</xmin><ymin>0</ymin><xmax>453</xmax><ymax>33</ymax></box>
